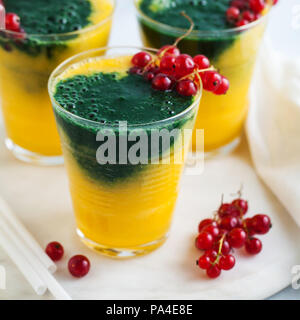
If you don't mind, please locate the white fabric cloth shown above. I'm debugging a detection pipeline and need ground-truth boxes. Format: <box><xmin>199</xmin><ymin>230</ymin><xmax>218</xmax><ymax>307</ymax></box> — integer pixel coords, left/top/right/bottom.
<box><xmin>247</xmin><ymin>40</ymin><xmax>300</xmax><ymax>227</ymax></box>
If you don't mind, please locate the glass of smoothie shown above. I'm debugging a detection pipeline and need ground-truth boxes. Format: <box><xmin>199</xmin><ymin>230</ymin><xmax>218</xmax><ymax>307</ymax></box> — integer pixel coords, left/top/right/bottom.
<box><xmin>48</xmin><ymin>47</ymin><xmax>202</xmax><ymax>257</ymax></box>
<box><xmin>134</xmin><ymin>0</ymin><xmax>272</xmax><ymax>155</ymax></box>
<box><xmin>0</xmin><ymin>0</ymin><xmax>114</xmax><ymax>165</ymax></box>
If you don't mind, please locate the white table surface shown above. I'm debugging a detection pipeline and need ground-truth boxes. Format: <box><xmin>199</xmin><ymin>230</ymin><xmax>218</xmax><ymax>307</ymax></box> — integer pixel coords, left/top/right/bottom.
<box><xmin>0</xmin><ymin>0</ymin><xmax>299</xmax><ymax>300</ymax></box>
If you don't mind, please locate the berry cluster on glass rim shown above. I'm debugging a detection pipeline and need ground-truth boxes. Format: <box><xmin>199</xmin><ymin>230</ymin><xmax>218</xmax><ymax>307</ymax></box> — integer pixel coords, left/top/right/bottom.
<box><xmin>195</xmin><ymin>192</ymin><xmax>272</xmax><ymax>279</ymax></box>
<box><xmin>226</xmin><ymin>0</ymin><xmax>278</xmax><ymax>27</ymax></box>
<box><xmin>130</xmin><ymin>45</ymin><xmax>230</xmax><ymax>97</ymax></box>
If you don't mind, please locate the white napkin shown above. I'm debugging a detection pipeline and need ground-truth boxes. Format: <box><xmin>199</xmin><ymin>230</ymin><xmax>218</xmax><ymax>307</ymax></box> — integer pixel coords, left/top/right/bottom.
<box><xmin>247</xmin><ymin>39</ymin><xmax>300</xmax><ymax>227</ymax></box>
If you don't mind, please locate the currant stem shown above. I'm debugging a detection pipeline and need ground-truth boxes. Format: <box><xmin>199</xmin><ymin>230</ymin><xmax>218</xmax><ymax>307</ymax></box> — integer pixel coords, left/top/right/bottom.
<box><xmin>178</xmin><ymin>66</ymin><xmax>215</xmax><ymax>82</ymax></box>
<box><xmin>142</xmin><ymin>57</ymin><xmax>156</xmax><ymax>75</ymax></box>
<box><xmin>212</xmin><ymin>233</ymin><xmax>226</xmax><ymax>266</ymax></box>
<box><xmin>194</xmin><ymin>71</ymin><xmax>203</xmax><ymax>93</ymax></box>
<box><xmin>173</xmin><ymin>11</ymin><xmax>195</xmax><ymax>47</ymax></box>
<box><xmin>218</xmin><ymin>234</ymin><xmax>226</xmax><ymax>256</ymax></box>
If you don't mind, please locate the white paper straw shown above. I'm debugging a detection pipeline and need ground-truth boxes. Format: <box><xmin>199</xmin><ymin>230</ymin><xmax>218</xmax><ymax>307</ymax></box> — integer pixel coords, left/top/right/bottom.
<box><xmin>0</xmin><ymin>4</ymin><xmax>5</xmax><ymax>30</ymax></box>
<box><xmin>37</xmin><ymin>266</ymin><xmax>72</xmax><ymax>300</ymax></box>
<box><xmin>0</xmin><ymin>214</ymin><xmax>71</xmax><ymax>300</ymax></box>
<box><xmin>0</xmin><ymin>197</ymin><xmax>57</xmax><ymax>273</ymax></box>
<box><xmin>0</xmin><ymin>228</ymin><xmax>47</xmax><ymax>295</ymax></box>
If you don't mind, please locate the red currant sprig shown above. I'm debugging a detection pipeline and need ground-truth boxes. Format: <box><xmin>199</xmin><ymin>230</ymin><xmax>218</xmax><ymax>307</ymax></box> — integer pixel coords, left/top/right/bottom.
<box><xmin>195</xmin><ymin>189</ymin><xmax>272</xmax><ymax>279</ymax></box>
<box><xmin>196</xmin><ymin>233</ymin><xmax>236</xmax><ymax>279</ymax></box>
<box><xmin>226</xmin><ymin>0</ymin><xmax>278</xmax><ymax>27</ymax></box>
<box><xmin>130</xmin><ymin>12</ymin><xmax>230</xmax><ymax>97</ymax></box>
<box><xmin>131</xmin><ymin>48</ymin><xmax>229</xmax><ymax>96</ymax></box>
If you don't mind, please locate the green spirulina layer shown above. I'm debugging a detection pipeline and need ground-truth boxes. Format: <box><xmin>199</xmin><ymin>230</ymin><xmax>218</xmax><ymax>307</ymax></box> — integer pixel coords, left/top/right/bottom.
<box><xmin>53</xmin><ymin>72</ymin><xmax>195</xmax><ymax>184</ymax></box>
<box><xmin>138</xmin><ymin>0</ymin><xmax>237</xmax><ymax>62</ymax></box>
<box><xmin>0</xmin><ymin>0</ymin><xmax>92</xmax><ymax>57</ymax></box>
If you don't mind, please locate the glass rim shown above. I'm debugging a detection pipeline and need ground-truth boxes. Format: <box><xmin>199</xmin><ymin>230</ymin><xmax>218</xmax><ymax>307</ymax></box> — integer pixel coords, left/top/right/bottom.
<box><xmin>134</xmin><ymin>0</ymin><xmax>272</xmax><ymax>37</ymax></box>
<box><xmin>0</xmin><ymin>0</ymin><xmax>116</xmax><ymax>39</ymax></box>
<box><xmin>48</xmin><ymin>46</ymin><xmax>202</xmax><ymax>129</ymax></box>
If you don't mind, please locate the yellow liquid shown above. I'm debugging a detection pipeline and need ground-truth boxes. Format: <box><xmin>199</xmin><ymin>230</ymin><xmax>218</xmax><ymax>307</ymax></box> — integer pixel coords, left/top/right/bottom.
<box><xmin>193</xmin><ymin>23</ymin><xmax>266</xmax><ymax>152</ymax></box>
<box><xmin>0</xmin><ymin>0</ymin><xmax>114</xmax><ymax>157</ymax></box>
<box><xmin>54</xmin><ymin>56</ymin><xmax>198</xmax><ymax>256</ymax></box>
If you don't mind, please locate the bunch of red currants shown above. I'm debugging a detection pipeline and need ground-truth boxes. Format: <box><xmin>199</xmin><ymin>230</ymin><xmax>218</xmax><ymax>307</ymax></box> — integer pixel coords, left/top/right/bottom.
<box><xmin>130</xmin><ymin>45</ymin><xmax>229</xmax><ymax>97</ymax></box>
<box><xmin>226</xmin><ymin>0</ymin><xmax>278</xmax><ymax>27</ymax></box>
<box><xmin>195</xmin><ymin>195</ymin><xmax>272</xmax><ymax>279</ymax></box>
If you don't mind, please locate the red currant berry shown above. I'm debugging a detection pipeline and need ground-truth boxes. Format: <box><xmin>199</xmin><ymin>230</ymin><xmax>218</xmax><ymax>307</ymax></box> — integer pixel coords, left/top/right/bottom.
<box><xmin>160</xmin><ymin>55</ymin><xmax>176</xmax><ymax>76</ymax></box>
<box><xmin>45</xmin><ymin>241</ymin><xmax>64</xmax><ymax>262</ymax></box>
<box><xmin>129</xmin><ymin>66</ymin><xmax>143</xmax><ymax>75</ymax></box>
<box><xmin>146</xmin><ymin>66</ymin><xmax>160</xmax><ymax>75</ymax></box>
<box><xmin>243</xmin><ymin>10</ymin><xmax>255</xmax><ymax>22</ymax></box>
<box><xmin>220</xmin><ymin>216</ymin><xmax>238</xmax><ymax>231</ymax></box>
<box><xmin>219</xmin><ymin>254</ymin><xmax>236</xmax><ymax>270</ymax></box>
<box><xmin>176</xmin><ymin>79</ymin><xmax>197</xmax><ymax>96</ymax></box>
<box><xmin>132</xmin><ymin>51</ymin><xmax>152</xmax><ymax>68</ymax></box>
<box><xmin>213</xmin><ymin>76</ymin><xmax>230</xmax><ymax>95</ymax></box>
<box><xmin>198</xmin><ymin>219</ymin><xmax>217</xmax><ymax>233</ymax></box>
<box><xmin>232</xmin><ymin>198</ymin><xmax>248</xmax><ymax>215</ymax></box>
<box><xmin>202</xmin><ymin>225</ymin><xmax>220</xmax><ymax>239</ymax></box>
<box><xmin>273</xmin><ymin>0</ymin><xmax>278</xmax><ymax>5</ymax></box>
<box><xmin>236</xmin><ymin>19</ymin><xmax>250</xmax><ymax>27</ymax></box>
<box><xmin>244</xmin><ymin>218</ymin><xmax>256</xmax><ymax>236</ymax></box>
<box><xmin>226</xmin><ymin>7</ymin><xmax>240</xmax><ymax>22</ymax></box>
<box><xmin>219</xmin><ymin>240</ymin><xmax>231</xmax><ymax>255</ymax></box>
<box><xmin>204</xmin><ymin>249</ymin><xmax>218</xmax><ymax>263</ymax></box>
<box><xmin>218</xmin><ymin>203</ymin><xmax>240</xmax><ymax>218</ymax></box>
<box><xmin>207</xmin><ymin>265</ymin><xmax>221</xmax><ymax>278</ymax></box>
<box><xmin>227</xmin><ymin>227</ymin><xmax>247</xmax><ymax>248</ymax></box>
<box><xmin>251</xmin><ymin>214</ymin><xmax>271</xmax><ymax>234</ymax></box>
<box><xmin>236</xmin><ymin>218</ymin><xmax>243</xmax><ymax>228</ymax></box>
<box><xmin>197</xmin><ymin>254</ymin><xmax>211</xmax><ymax>270</ymax></box>
<box><xmin>158</xmin><ymin>45</ymin><xmax>180</xmax><ymax>57</ymax></box>
<box><xmin>202</xmin><ymin>71</ymin><xmax>222</xmax><ymax>92</ymax></box>
<box><xmin>152</xmin><ymin>73</ymin><xmax>172</xmax><ymax>91</ymax></box>
<box><xmin>5</xmin><ymin>13</ymin><xmax>21</xmax><ymax>31</ymax></box>
<box><xmin>230</xmin><ymin>0</ymin><xmax>249</xmax><ymax>10</ymax></box>
<box><xmin>254</xmin><ymin>13</ymin><xmax>262</xmax><ymax>21</ymax></box>
<box><xmin>195</xmin><ymin>232</ymin><xmax>214</xmax><ymax>250</ymax></box>
<box><xmin>215</xmin><ymin>228</ymin><xmax>227</xmax><ymax>240</ymax></box>
<box><xmin>144</xmin><ymin>71</ymin><xmax>155</xmax><ymax>81</ymax></box>
<box><xmin>249</xmin><ymin>0</ymin><xmax>266</xmax><ymax>14</ymax></box>
<box><xmin>174</xmin><ymin>54</ymin><xmax>195</xmax><ymax>78</ymax></box>
<box><xmin>68</xmin><ymin>255</ymin><xmax>90</xmax><ymax>278</ymax></box>
<box><xmin>213</xmin><ymin>239</ymin><xmax>231</xmax><ymax>255</ymax></box>
<box><xmin>245</xmin><ymin>237</ymin><xmax>262</xmax><ymax>254</ymax></box>
<box><xmin>193</xmin><ymin>55</ymin><xmax>210</xmax><ymax>69</ymax></box>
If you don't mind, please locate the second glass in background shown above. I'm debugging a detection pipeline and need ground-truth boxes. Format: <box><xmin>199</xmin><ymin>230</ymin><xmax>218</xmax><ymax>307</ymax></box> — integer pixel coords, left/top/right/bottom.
<box><xmin>135</xmin><ymin>0</ymin><xmax>270</xmax><ymax>155</ymax></box>
<box><xmin>0</xmin><ymin>0</ymin><xmax>115</xmax><ymax>165</ymax></box>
